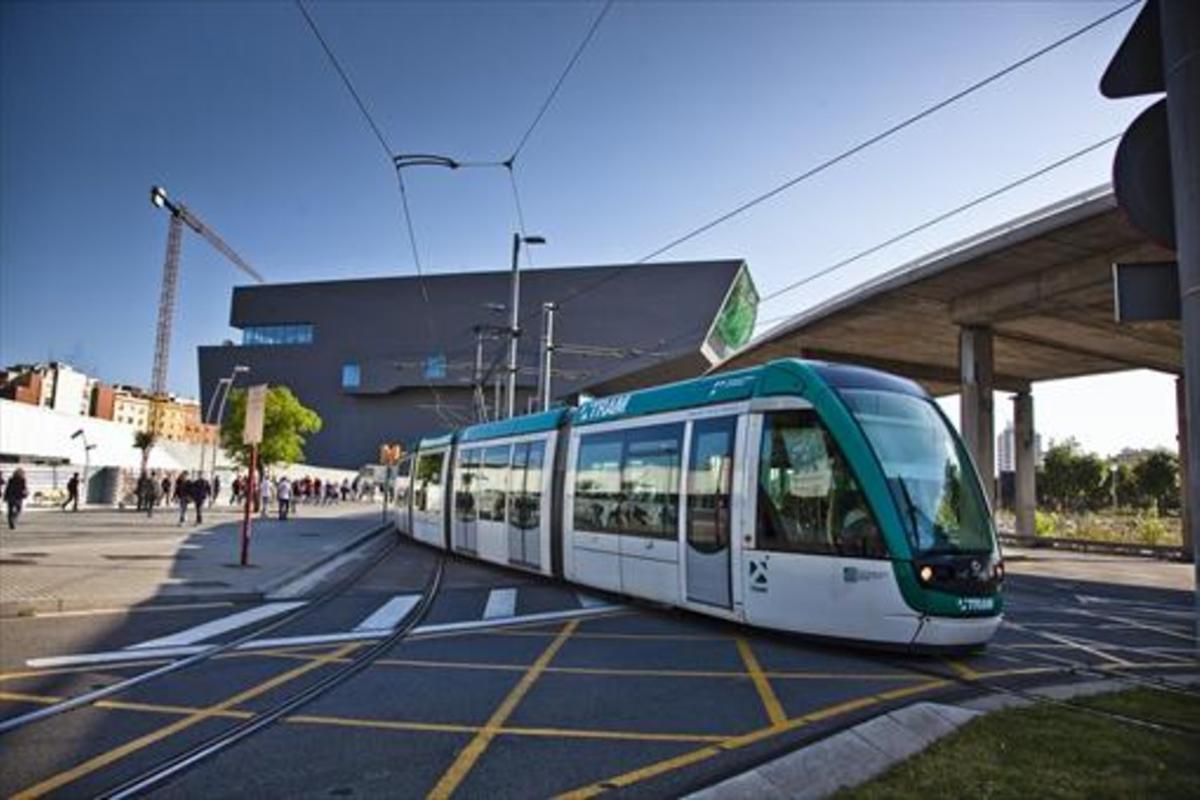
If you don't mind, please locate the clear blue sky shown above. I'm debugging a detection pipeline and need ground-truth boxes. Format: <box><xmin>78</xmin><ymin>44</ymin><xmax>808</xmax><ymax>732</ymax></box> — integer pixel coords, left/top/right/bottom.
<box><xmin>0</xmin><ymin>1</ymin><xmax>1176</xmax><ymax>455</ymax></box>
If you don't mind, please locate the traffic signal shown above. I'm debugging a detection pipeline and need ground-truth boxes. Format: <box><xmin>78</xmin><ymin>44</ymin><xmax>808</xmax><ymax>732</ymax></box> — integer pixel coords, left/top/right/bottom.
<box><xmin>1101</xmin><ymin>0</ymin><xmax>1175</xmax><ymax>251</ymax></box>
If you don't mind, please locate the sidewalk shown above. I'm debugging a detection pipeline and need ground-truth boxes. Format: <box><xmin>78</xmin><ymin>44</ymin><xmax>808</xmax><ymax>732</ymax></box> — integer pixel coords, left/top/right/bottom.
<box><xmin>1002</xmin><ymin>545</ymin><xmax>1195</xmax><ymax>592</ymax></box>
<box><xmin>0</xmin><ymin>503</ymin><xmax>393</xmax><ymax>616</ymax></box>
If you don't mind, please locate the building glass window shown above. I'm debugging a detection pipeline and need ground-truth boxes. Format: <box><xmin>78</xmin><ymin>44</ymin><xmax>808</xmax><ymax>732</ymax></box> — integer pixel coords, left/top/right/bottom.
<box><xmin>757</xmin><ymin>410</ymin><xmax>886</xmax><ymax>558</ymax></box>
<box><xmin>242</xmin><ymin>324</ymin><xmax>314</xmax><ymax>346</ymax></box>
<box><xmin>342</xmin><ymin>363</ymin><xmax>360</xmax><ymax>389</ymax></box>
<box><xmin>573</xmin><ymin>423</ymin><xmax>683</xmax><ymax>540</ymax></box>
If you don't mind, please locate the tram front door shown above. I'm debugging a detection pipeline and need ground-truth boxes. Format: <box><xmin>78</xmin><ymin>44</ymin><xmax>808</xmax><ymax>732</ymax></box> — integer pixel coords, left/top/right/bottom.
<box><xmin>685</xmin><ymin>416</ymin><xmax>736</xmax><ymax>608</ymax></box>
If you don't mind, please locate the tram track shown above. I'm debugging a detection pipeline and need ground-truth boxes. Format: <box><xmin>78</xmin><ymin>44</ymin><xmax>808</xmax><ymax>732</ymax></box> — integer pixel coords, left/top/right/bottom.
<box><xmin>0</xmin><ymin>523</ymin><xmax>400</xmax><ymax>737</ymax></box>
<box><xmin>95</xmin><ymin>555</ymin><xmax>446</xmax><ymax>799</ymax></box>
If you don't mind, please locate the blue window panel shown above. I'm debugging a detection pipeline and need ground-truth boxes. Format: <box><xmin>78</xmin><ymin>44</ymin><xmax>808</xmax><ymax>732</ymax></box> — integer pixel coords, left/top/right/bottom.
<box><xmin>342</xmin><ymin>363</ymin><xmax>361</xmax><ymax>389</ymax></box>
<box><xmin>241</xmin><ymin>324</ymin><xmax>314</xmax><ymax>346</ymax></box>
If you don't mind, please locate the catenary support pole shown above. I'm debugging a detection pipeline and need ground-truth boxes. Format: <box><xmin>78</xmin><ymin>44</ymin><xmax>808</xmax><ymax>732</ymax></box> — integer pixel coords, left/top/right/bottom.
<box><xmin>507</xmin><ymin>233</ymin><xmax>522</xmax><ymax>419</ymax></box>
<box><xmin>542</xmin><ymin>302</ymin><xmax>557</xmax><ymax>412</ymax></box>
<box><xmin>1158</xmin><ymin>0</ymin><xmax>1199</xmax><ymax>641</ymax></box>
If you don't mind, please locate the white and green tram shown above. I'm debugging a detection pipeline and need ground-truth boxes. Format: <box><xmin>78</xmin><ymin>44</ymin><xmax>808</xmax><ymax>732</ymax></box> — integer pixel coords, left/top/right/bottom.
<box><xmin>394</xmin><ymin>359</ymin><xmax>1004</xmax><ymax>649</ymax></box>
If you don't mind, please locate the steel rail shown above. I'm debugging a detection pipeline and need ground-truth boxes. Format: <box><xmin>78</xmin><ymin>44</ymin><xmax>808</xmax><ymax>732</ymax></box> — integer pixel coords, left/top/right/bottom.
<box><xmin>98</xmin><ymin>556</ymin><xmax>447</xmax><ymax>799</ymax></box>
<box><xmin>0</xmin><ymin>523</ymin><xmax>399</xmax><ymax>736</ymax></box>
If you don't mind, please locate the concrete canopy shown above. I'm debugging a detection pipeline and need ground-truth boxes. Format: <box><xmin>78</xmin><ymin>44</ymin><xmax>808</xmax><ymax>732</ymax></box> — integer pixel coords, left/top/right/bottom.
<box><xmin>716</xmin><ymin>185</ymin><xmax>1180</xmax><ymax>395</ymax></box>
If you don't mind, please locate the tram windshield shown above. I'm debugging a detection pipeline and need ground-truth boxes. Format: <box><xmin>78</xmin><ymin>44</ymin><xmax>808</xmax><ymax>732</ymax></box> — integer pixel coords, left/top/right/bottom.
<box><xmin>840</xmin><ymin>389</ymin><xmax>994</xmax><ymax>556</ymax></box>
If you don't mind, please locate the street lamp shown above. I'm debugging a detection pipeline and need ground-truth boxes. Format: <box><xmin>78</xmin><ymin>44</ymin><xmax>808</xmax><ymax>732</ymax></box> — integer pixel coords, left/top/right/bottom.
<box><xmin>200</xmin><ymin>365</ymin><xmax>249</xmax><ymax>484</ymax></box>
<box><xmin>508</xmin><ymin>233</ymin><xmax>546</xmax><ymax>418</ymax></box>
<box><xmin>70</xmin><ymin>429</ymin><xmax>96</xmax><ymax>506</ymax></box>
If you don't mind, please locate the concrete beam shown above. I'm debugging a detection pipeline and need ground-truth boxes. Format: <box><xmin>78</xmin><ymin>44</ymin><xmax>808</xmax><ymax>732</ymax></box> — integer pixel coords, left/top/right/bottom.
<box><xmin>960</xmin><ymin>326</ymin><xmax>996</xmax><ymax>510</ymax></box>
<box><xmin>1013</xmin><ymin>391</ymin><xmax>1036</xmax><ymax>543</ymax></box>
<box><xmin>950</xmin><ymin>250</ymin><xmax>1122</xmax><ymax>325</ymax></box>
<box><xmin>994</xmin><ymin>329</ymin><xmax>1181</xmax><ymax>375</ymax></box>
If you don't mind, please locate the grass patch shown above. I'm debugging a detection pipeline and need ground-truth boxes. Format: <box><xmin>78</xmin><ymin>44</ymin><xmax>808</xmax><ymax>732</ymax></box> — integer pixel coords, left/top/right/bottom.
<box><xmin>837</xmin><ymin>689</ymin><xmax>1200</xmax><ymax>800</ymax></box>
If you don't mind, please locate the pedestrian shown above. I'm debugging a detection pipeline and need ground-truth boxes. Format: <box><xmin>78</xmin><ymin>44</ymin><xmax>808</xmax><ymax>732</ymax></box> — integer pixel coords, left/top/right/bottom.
<box><xmin>145</xmin><ymin>473</ymin><xmax>158</xmax><ymax>518</ymax></box>
<box><xmin>277</xmin><ymin>476</ymin><xmax>291</xmax><ymax>521</ymax></box>
<box><xmin>211</xmin><ymin>475</ymin><xmax>221</xmax><ymax>508</ymax></box>
<box><xmin>340</xmin><ymin>478</ymin><xmax>349</xmax><ymax>502</ymax></box>
<box><xmin>259</xmin><ymin>474</ymin><xmax>272</xmax><ymax>519</ymax></box>
<box><xmin>61</xmin><ymin>472</ymin><xmax>81</xmax><ymax>512</ymax></box>
<box><xmin>5</xmin><ymin>468</ymin><xmax>28</xmax><ymax>530</ymax></box>
<box><xmin>190</xmin><ymin>476</ymin><xmax>209</xmax><ymax>524</ymax></box>
<box><xmin>231</xmin><ymin>475</ymin><xmax>242</xmax><ymax>507</ymax></box>
<box><xmin>161</xmin><ymin>475</ymin><xmax>172</xmax><ymax>508</ymax></box>
<box><xmin>174</xmin><ymin>471</ymin><xmax>191</xmax><ymax>525</ymax></box>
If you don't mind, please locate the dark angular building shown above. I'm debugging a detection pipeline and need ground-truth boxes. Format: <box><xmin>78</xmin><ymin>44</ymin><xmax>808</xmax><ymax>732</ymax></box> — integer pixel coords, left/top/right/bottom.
<box><xmin>197</xmin><ymin>260</ymin><xmax>758</xmax><ymax>468</ymax></box>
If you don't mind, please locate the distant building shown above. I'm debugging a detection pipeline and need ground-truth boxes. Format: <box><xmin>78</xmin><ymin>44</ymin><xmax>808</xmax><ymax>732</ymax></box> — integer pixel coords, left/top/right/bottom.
<box><xmin>0</xmin><ymin>362</ymin><xmax>93</xmax><ymax>416</ymax></box>
<box><xmin>91</xmin><ymin>383</ymin><xmax>211</xmax><ymax>445</ymax></box>
<box><xmin>199</xmin><ymin>260</ymin><xmax>757</xmax><ymax>468</ymax></box>
<box><xmin>996</xmin><ymin>420</ymin><xmax>1043</xmax><ymax>473</ymax></box>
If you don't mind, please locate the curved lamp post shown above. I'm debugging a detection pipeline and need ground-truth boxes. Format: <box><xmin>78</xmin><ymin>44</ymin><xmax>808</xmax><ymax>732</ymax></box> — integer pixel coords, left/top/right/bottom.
<box><xmin>200</xmin><ymin>365</ymin><xmax>249</xmax><ymax>484</ymax></box>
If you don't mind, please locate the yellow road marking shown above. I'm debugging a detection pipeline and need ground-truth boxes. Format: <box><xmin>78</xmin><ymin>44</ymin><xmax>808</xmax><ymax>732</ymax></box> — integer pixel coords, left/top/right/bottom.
<box><xmin>489</xmin><ymin>629</ymin><xmax>728</xmax><ymax>642</ymax></box>
<box><xmin>0</xmin><ymin>690</ymin><xmax>62</xmax><ymax>705</ymax></box>
<box><xmin>287</xmin><ymin>713</ymin><xmax>725</xmax><ymax>743</ymax></box>
<box><xmin>427</xmin><ymin>620</ymin><xmax>579</xmax><ymax>799</ymax></box>
<box><xmin>946</xmin><ymin>659</ymin><xmax>982</xmax><ymax>680</ymax></box>
<box><xmin>555</xmin><ymin>678</ymin><xmax>949</xmax><ymax>800</ymax></box>
<box><xmin>96</xmin><ymin>699</ymin><xmax>253</xmax><ymax>720</ymax></box>
<box><xmin>11</xmin><ymin>643</ymin><xmax>359</xmax><ymax>800</ymax></box>
<box><xmin>735</xmin><ymin>638</ymin><xmax>786</xmax><ymax>726</ymax></box>
<box><xmin>288</xmin><ymin>714</ymin><xmax>478</xmax><ymax>736</ymax></box>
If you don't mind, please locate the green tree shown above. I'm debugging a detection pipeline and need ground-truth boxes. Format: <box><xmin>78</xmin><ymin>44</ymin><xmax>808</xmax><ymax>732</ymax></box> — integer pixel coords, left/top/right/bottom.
<box><xmin>134</xmin><ymin>429</ymin><xmax>157</xmax><ymax>473</ymax></box>
<box><xmin>1132</xmin><ymin>450</ymin><xmax>1179</xmax><ymax>513</ymax></box>
<box><xmin>219</xmin><ymin>386</ymin><xmax>322</xmax><ymax>468</ymax></box>
<box><xmin>1037</xmin><ymin>439</ymin><xmax>1108</xmax><ymax>512</ymax></box>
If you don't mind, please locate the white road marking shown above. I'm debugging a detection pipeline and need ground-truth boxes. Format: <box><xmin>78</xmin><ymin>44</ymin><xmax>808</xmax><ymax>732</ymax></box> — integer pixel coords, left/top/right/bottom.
<box><xmin>125</xmin><ymin>602</ymin><xmax>306</xmax><ymax>650</ymax></box>
<box><xmin>27</xmin><ymin>645</ymin><xmax>212</xmax><ymax>669</ymax></box>
<box><xmin>483</xmin><ymin>588</ymin><xmax>517</xmax><ymax>619</ymax></box>
<box><xmin>576</xmin><ymin>591</ymin><xmax>609</xmax><ymax>609</ymax></box>
<box><xmin>354</xmin><ymin>595</ymin><xmax>421</xmax><ymax>631</ymax></box>
<box><xmin>15</xmin><ymin>602</ymin><xmax>235</xmax><ymax>620</ymax></box>
<box><xmin>23</xmin><ymin>604</ymin><xmax>625</xmax><ymax>668</ymax></box>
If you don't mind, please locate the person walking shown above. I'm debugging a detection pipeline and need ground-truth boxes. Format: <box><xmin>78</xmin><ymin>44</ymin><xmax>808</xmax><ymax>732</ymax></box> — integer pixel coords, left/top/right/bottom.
<box><xmin>190</xmin><ymin>476</ymin><xmax>209</xmax><ymax>525</ymax></box>
<box><xmin>277</xmin><ymin>476</ymin><xmax>292</xmax><ymax>521</ymax></box>
<box><xmin>5</xmin><ymin>468</ymin><xmax>28</xmax><ymax>530</ymax></box>
<box><xmin>61</xmin><ymin>472</ymin><xmax>81</xmax><ymax>512</ymax></box>
<box><xmin>145</xmin><ymin>473</ymin><xmax>158</xmax><ymax>518</ymax></box>
<box><xmin>174</xmin><ymin>472</ymin><xmax>191</xmax><ymax>525</ymax></box>
<box><xmin>161</xmin><ymin>475</ymin><xmax>172</xmax><ymax>508</ymax></box>
<box><xmin>211</xmin><ymin>475</ymin><xmax>222</xmax><ymax>508</ymax></box>
<box><xmin>259</xmin><ymin>474</ymin><xmax>272</xmax><ymax>519</ymax></box>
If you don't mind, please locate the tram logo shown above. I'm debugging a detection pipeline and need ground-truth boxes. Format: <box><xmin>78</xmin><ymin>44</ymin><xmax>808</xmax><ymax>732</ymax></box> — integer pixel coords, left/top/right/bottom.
<box><xmin>748</xmin><ymin>558</ymin><xmax>769</xmax><ymax>592</ymax></box>
<box><xmin>577</xmin><ymin>393</ymin><xmax>632</xmax><ymax>423</ymax></box>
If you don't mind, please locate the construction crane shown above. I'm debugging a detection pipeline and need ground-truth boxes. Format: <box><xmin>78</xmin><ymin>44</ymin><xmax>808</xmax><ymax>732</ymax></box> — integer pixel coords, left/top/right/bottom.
<box><xmin>148</xmin><ymin>185</ymin><xmax>264</xmax><ymax>435</ymax></box>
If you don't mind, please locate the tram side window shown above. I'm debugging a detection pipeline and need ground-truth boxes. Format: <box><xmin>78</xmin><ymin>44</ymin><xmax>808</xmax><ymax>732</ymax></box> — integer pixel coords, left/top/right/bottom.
<box><xmin>575</xmin><ymin>433</ymin><xmax>623</xmax><ymax>533</ymax></box>
<box><xmin>573</xmin><ymin>424</ymin><xmax>683</xmax><ymax>540</ymax></box>
<box><xmin>479</xmin><ymin>445</ymin><xmax>510</xmax><ymax>522</ymax></box>
<box><xmin>456</xmin><ymin>449</ymin><xmax>479</xmax><ymax>522</ymax></box>
<box><xmin>414</xmin><ymin>452</ymin><xmax>444</xmax><ymax>514</ymax></box>
<box><xmin>509</xmin><ymin>441</ymin><xmax>546</xmax><ymax>531</ymax></box>
<box><xmin>687</xmin><ymin>417</ymin><xmax>736</xmax><ymax>553</ymax></box>
<box><xmin>757</xmin><ymin>411</ymin><xmax>886</xmax><ymax>558</ymax></box>
<box><xmin>623</xmin><ymin>426</ymin><xmax>682</xmax><ymax>539</ymax></box>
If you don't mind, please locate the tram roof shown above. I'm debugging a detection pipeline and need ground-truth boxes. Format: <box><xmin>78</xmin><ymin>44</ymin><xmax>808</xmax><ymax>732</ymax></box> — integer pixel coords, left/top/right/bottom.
<box><xmin>456</xmin><ymin>408</ymin><xmax>571</xmax><ymax>445</ymax></box>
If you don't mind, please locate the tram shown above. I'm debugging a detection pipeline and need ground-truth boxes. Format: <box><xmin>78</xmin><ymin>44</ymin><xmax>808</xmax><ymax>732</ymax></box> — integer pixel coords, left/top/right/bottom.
<box><xmin>393</xmin><ymin>359</ymin><xmax>1003</xmax><ymax>648</ymax></box>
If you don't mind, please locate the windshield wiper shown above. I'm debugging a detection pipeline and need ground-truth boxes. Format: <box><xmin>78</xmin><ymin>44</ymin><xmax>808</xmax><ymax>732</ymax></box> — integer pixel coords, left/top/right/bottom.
<box><xmin>893</xmin><ymin>478</ymin><xmax>922</xmax><ymax>547</ymax></box>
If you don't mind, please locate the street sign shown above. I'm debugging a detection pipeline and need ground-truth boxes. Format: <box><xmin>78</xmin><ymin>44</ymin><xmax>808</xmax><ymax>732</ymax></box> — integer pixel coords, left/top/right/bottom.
<box><xmin>243</xmin><ymin>384</ymin><xmax>267</xmax><ymax>445</ymax></box>
<box><xmin>1113</xmin><ymin>261</ymin><xmax>1180</xmax><ymax>322</ymax></box>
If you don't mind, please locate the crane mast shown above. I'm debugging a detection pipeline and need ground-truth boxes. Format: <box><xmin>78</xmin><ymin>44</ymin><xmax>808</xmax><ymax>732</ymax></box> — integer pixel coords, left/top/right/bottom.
<box><xmin>148</xmin><ymin>186</ymin><xmax>263</xmax><ymax>438</ymax></box>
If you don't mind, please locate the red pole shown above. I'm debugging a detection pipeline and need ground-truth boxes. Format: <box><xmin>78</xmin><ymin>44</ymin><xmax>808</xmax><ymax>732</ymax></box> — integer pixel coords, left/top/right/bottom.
<box><xmin>240</xmin><ymin>444</ymin><xmax>256</xmax><ymax>566</ymax></box>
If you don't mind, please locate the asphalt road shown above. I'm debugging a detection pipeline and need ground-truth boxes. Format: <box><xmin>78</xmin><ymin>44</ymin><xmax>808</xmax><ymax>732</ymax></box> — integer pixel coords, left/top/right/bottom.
<box><xmin>0</xmin><ymin>537</ymin><xmax>1195</xmax><ymax>799</ymax></box>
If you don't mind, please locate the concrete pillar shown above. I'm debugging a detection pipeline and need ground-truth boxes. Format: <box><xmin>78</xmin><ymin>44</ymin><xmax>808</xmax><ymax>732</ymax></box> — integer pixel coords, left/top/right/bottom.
<box><xmin>959</xmin><ymin>326</ymin><xmax>995</xmax><ymax>510</ymax></box>
<box><xmin>1179</xmin><ymin>377</ymin><xmax>1193</xmax><ymax>563</ymax></box>
<box><xmin>1013</xmin><ymin>390</ymin><xmax>1036</xmax><ymax>542</ymax></box>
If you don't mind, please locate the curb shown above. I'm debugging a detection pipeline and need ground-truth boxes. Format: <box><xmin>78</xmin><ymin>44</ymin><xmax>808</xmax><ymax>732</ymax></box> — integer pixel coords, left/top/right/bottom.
<box><xmin>0</xmin><ymin>519</ymin><xmax>394</xmax><ymax>619</ymax></box>
<box><xmin>685</xmin><ymin>675</ymin><xmax>1200</xmax><ymax>800</ymax></box>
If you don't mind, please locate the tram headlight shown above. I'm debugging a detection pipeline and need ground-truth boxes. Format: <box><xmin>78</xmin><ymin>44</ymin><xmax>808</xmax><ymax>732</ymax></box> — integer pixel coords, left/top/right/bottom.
<box><xmin>918</xmin><ymin>564</ymin><xmax>934</xmax><ymax>584</ymax></box>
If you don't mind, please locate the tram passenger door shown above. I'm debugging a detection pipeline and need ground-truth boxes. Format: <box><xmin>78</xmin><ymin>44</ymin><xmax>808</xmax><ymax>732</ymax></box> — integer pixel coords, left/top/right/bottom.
<box><xmin>508</xmin><ymin>441</ymin><xmax>546</xmax><ymax>568</ymax></box>
<box><xmin>508</xmin><ymin>444</ymin><xmax>528</xmax><ymax>564</ymax></box>
<box><xmin>685</xmin><ymin>417</ymin><xmax>736</xmax><ymax>608</ymax></box>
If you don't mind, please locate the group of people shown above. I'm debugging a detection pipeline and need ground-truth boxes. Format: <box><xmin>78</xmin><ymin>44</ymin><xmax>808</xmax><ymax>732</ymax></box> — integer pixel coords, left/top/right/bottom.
<box><xmin>134</xmin><ymin>471</ymin><xmax>214</xmax><ymax>525</ymax></box>
<box><xmin>242</xmin><ymin>475</ymin><xmax>357</xmax><ymax>521</ymax></box>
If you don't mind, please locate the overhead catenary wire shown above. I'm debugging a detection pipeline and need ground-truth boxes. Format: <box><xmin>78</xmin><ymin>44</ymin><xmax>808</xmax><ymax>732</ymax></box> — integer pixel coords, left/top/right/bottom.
<box><xmin>574</xmin><ymin>132</ymin><xmax>1125</xmax><ymax>392</ymax></box>
<box><xmin>294</xmin><ymin>0</ymin><xmax>455</xmax><ymax>425</ymax></box>
<box><xmin>507</xmin><ymin>0</ymin><xmax>616</xmax><ymax>164</ymax></box>
<box><xmin>515</xmin><ymin>0</ymin><xmax>1140</xmax><ymax>326</ymax></box>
